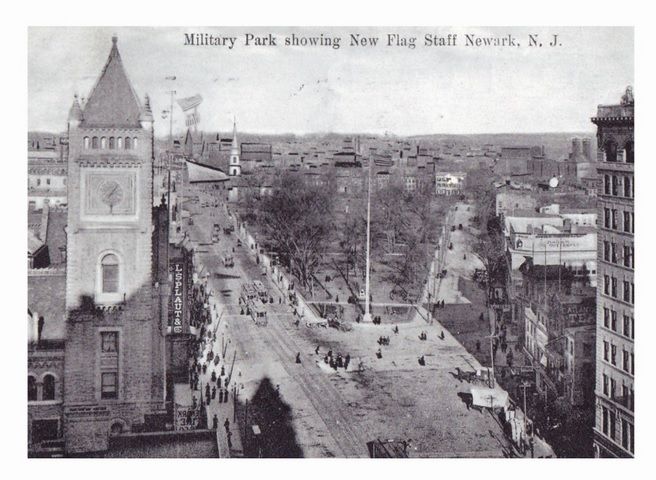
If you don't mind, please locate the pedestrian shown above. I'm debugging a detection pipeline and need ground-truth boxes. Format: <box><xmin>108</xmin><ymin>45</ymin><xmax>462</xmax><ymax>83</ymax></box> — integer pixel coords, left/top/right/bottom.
<box><xmin>224</xmin><ymin>418</ymin><xmax>230</xmax><ymax>432</ymax></box>
<box><xmin>205</xmin><ymin>383</ymin><xmax>210</xmax><ymax>400</ymax></box>
<box><xmin>295</xmin><ymin>352</ymin><xmax>302</xmax><ymax>364</ymax></box>
<box><xmin>211</xmin><ymin>386</ymin><xmax>216</xmax><ymax>399</ymax></box>
<box><xmin>440</xmin><ymin>331</ymin><xmax>445</xmax><ymax>340</ymax></box>
<box><xmin>345</xmin><ymin>354</ymin><xmax>351</xmax><ymax>370</ymax></box>
<box><xmin>476</xmin><ymin>340</ymin><xmax>481</xmax><ymax>352</ymax></box>
<box><xmin>335</xmin><ymin>295</ymin><xmax>339</xmax><ymax>303</ymax></box>
<box><xmin>211</xmin><ymin>370</ymin><xmax>217</xmax><ymax>382</ymax></box>
<box><xmin>212</xmin><ymin>414</ymin><xmax>218</xmax><ymax>430</ymax></box>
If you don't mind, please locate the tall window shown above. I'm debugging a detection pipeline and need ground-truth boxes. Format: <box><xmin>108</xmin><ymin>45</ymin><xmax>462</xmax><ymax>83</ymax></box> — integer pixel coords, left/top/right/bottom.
<box><xmin>84</xmin><ymin>137</ymin><xmax>90</xmax><ymax>149</ymax></box>
<box><xmin>101</xmin><ymin>372</ymin><xmax>118</xmax><ymax>399</ymax></box>
<box><xmin>109</xmin><ymin>137</ymin><xmax>115</xmax><ymax>149</ymax></box>
<box><xmin>624</xmin><ymin>176</ymin><xmax>632</xmax><ymax>198</ymax></box>
<box><xmin>623</xmin><ymin>212</ymin><xmax>632</xmax><ymax>233</ymax></box>
<box><xmin>623</xmin><ymin>350</ymin><xmax>630</xmax><ymax>373</ymax></box>
<box><xmin>101</xmin><ymin>331</ymin><xmax>118</xmax><ymax>353</ymax></box>
<box><xmin>42</xmin><ymin>374</ymin><xmax>55</xmax><ymax>401</ymax></box>
<box><xmin>101</xmin><ymin>137</ymin><xmax>107</xmax><ymax>149</ymax></box>
<box><xmin>623</xmin><ymin>281</ymin><xmax>631</xmax><ymax>302</ymax></box>
<box><xmin>101</xmin><ymin>254</ymin><xmax>119</xmax><ymax>293</ymax></box>
<box><xmin>602</xmin><ymin>407</ymin><xmax>609</xmax><ymax>435</ymax></box>
<box><xmin>133</xmin><ymin>137</ymin><xmax>138</xmax><ymax>149</ymax></box>
<box><xmin>117</xmin><ymin>137</ymin><xmax>123</xmax><ymax>149</ymax></box>
<box><xmin>605</xmin><ymin>140</ymin><xmax>618</xmax><ymax>162</ymax></box>
<box><xmin>624</xmin><ymin>246</ymin><xmax>633</xmax><ymax>268</ymax></box>
<box><xmin>28</xmin><ymin>375</ymin><xmax>37</xmax><ymax>401</ymax></box>
<box><xmin>611</xmin><ymin>310</ymin><xmax>617</xmax><ymax>331</ymax></box>
<box><xmin>612</xmin><ymin>176</ymin><xmax>619</xmax><ymax>196</ymax></box>
<box><xmin>100</xmin><ymin>332</ymin><xmax>119</xmax><ymax>400</ymax></box>
<box><xmin>603</xmin><ymin>341</ymin><xmax>609</xmax><ymax>361</ymax></box>
<box><xmin>604</xmin><ymin>307</ymin><xmax>610</xmax><ymax>328</ymax></box>
<box><xmin>124</xmin><ymin>137</ymin><xmax>132</xmax><ymax>150</ymax></box>
<box><xmin>612</xmin><ymin>210</ymin><xmax>618</xmax><ymax>230</ymax></box>
<box><xmin>92</xmin><ymin>137</ymin><xmax>99</xmax><ymax>149</ymax></box>
<box><xmin>604</xmin><ymin>208</ymin><xmax>611</xmax><ymax>229</ymax></box>
<box><xmin>609</xmin><ymin>410</ymin><xmax>616</xmax><ymax>440</ymax></box>
<box><xmin>603</xmin><ymin>241</ymin><xmax>610</xmax><ymax>261</ymax></box>
<box><xmin>611</xmin><ymin>243</ymin><xmax>617</xmax><ymax>263</ymax></box>
<box><xmin>625</xmin><ymin>141</ymin><xmax>634</xmax><ymax>164</ymax></box>
<box><xmin>611</xmin><ymin>277</ymin><xmax>617</xmax><ymax>298</ymax></box>
<box><xmin>604</xmin><ymin>275</ymin><xmax>610</xmax><ymax>295</ymax></box>
<box><xmin>623</xmin><ymin>315</ymin><xmax>631</xmax><ymax>338</ymax></box>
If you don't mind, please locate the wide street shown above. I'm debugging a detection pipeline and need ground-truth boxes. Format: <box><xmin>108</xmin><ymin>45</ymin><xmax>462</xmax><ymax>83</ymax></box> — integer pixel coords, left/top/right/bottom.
<box><xmin>182</xmin><ymin>184</ymin><xmax>518</xmax><ymax>458</ymax></box>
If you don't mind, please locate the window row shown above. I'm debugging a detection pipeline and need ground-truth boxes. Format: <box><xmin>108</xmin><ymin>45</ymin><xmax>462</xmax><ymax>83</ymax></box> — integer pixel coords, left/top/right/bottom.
<box><xmin>603</xmin><ymin>208</ymin><xmax>634</xmax><ymax>234</ymax></box>
<box><xmin>603</xmin><ymin>140</ymin><xmax>634</xmax><ymax>164</ymax></box>
<box><xmin>602</xmin><ymin>342</ymin><xmax>634</xmax><ymax>375</ymax></box>
<box><xmin>601</xmin><ymin>407</ymin><xmax>634</xmax><ymax>453</ymax></box>
<box><xmin>83</xmin><ymin>136</ymin><xmax>138</xmax><ymax>150</ymax></box>
<box><xmin>603</xmin><ymin>307</ymin><xmax>634</xmax><ymax>339</ymax></box>
<box><xmin>27</xmin><ymin>374</ymin><xmax>56</xmax><ymax>402</ymax></box>
<box><xmin>602</xmin><ymin>376</ymin><xmax>634</xmax><ymax>413</ymax></box>
<box><xmin>603</xmin><ymin>174</ymin><xmax>634</xmax><ymax>199</ymax></box>
<box><xmin>602</xmin><ymin>275</ymin><xmax>634</xmax><ymax>304</ymax></box>
<box><xmin>602</xmin><ymin>241</ymin><xmax>634</xmax><ymax>269</ymax></box>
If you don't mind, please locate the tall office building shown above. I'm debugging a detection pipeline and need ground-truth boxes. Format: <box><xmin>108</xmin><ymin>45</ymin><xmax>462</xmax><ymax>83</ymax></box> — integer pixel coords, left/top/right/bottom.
<box><xmin>592</xmin><ymin>87</ymin><xmax>634</xmax><ymax>457</ymax></box>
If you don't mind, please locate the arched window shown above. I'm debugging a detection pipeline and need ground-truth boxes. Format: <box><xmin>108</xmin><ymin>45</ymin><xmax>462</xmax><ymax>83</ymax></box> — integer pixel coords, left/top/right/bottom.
<box><xmin>625</xmin><ymin>141</ymin><xmax>634</xmax><ymax>164</ymax></box>
<box><xmin>92</xmin><ymin>137</ymin><xmax>99</xmax><ymax>149</ymax></box>
<box><xmin>117</xmin><ymin>137</ymin><xmax>123</xmax><ymax>149</ymax></box>
<box><xmin>101</xmin><ymin>254</ymin><xmax>119</xmax><ymax>293</ymax></box>
<box><xmin>109</xmin><ymin>137</ymin><xmax>115</xmax><ymax>149</ymax></box>
<box><xmin>42</xmin><ymin>374</ymin><xmax>56</xmax><ymax>401</ymax></box>
<box><xmin>101</xmin><ymin>137</ymin><xmax>107</xmax><ymax>149</ymax></box>
<box><xmin>84</xmin><ymin>137</ymin><xmax>90</xmax><ymax>149</ymax></box>
<box><xmin>605</xmin><ymin>140</ymin><xmax>617</xmax><ymax>163</ymax></box>
<box><xmin>28</xmin><ymin>375</ymin><xmax>37</xmax><ymax>401</ymax></box>
<box><xmin>133</xmin><ymin>137</ymin><xmax>138</xmax><ymax>149</ymax></box>
<box><xmin>124</xmin><ymin>137</ymin><xmax>132</xmax><ymax>150</ymax></box>
<box><xmin>110</xmin><ymin>422</ymin><xmax>124</xmax><ymax>436</ymax></box>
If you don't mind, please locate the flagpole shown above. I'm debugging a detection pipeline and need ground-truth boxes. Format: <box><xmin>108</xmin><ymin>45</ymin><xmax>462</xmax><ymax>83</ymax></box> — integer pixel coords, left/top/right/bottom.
<box><xmin>363</xmin><ymin>158</ymin><xmax>373</xmax><ymax>323</ymax></box>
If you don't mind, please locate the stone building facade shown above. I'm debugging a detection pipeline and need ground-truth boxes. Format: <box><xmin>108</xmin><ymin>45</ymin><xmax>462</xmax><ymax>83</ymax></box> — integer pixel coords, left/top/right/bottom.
<box><xmin>592</xmin><ymin>87</ymin><xmax>634</xmax><ymax>458</ymax></box>
<box><xmin>62</xmin><ymin>36</ymin><xmax>167</xmax><ymax>455</ymax></box>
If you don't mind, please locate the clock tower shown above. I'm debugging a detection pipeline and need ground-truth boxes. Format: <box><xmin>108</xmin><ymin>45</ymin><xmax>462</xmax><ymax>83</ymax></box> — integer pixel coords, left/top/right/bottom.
<box><xmin>63</xmin><ymin>36</ymin><xmax>166</xmax><ymax>455</ymax></box>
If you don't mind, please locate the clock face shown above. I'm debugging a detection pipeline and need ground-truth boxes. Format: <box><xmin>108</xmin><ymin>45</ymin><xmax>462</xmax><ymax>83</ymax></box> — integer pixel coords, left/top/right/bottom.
<box><xmin>100</xmin><ymin>180</ymin><xmax>124</xmax><ymax>212</ymax></box>
<box><xmin>84</xmin><ymin>171</ymin><xmax>137</xmax><ymax>217</ymax></box>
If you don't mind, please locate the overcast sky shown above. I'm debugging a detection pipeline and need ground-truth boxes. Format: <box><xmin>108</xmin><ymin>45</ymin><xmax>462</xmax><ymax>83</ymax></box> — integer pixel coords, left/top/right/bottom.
<box><xmin>28</xmin><ymin>26</ymin><xmax>633</xmax><ymax>137</ymax></box>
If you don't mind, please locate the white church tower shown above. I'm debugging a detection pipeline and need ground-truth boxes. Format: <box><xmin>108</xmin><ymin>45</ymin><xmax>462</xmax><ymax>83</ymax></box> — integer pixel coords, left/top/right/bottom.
<box><xmin>229</xmin><ymin>119</ymin><xmax>241</xmax><ymax>176</ymax></box>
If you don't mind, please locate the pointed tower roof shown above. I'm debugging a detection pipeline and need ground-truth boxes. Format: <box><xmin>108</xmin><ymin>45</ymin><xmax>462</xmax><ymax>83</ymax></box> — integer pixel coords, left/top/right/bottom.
<box><xmin>81</xmin><ymin>35</ymin><xmax>142</xmax><ymax>128</ymax></box>
<box><xmin>68</xmin><ymin>95</ymin><xmax>83</xmax><ymax>122</ymax></box>
<box><xmin>231</xmin><ymin>118</ymin><xmax>239</xmax><ymax>152</ymax></box>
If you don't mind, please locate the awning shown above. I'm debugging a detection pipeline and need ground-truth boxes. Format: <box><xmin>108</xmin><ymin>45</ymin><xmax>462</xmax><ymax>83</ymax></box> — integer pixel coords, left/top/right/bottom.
<box><xmin>186</xmin><ymin>159</ymin><xmax>229</xmax><ymax>183</ymax></box>
<box><xmin>471</xmin><ymin>386</ymin><xmax>509</xmax><ymax>409</ymax></box>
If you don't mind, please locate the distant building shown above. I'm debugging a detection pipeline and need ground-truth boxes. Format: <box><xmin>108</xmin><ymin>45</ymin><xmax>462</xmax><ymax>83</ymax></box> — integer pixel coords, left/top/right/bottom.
<box><xmin>435</xmin><ymin>171</ymin><xmax>465</xmax><ymax>195</ymax></box>
<box><xmin>519</xmin><ymin>259</ymin><xmax>596</xmax><ymax>407</ymax></box>
<box><xmin>495</xmin><ymin>190</ymin><xmax>538</xmax><ymax>218</ymax></box>
<box><xmin>592</xmin><ymin>87</ymin><xmax>634</xmax><ymax>458</ymax></box>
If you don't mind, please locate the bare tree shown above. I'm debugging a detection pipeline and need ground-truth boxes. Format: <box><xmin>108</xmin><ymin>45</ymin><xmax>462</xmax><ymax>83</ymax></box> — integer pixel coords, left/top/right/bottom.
<box><xmin>246</xmin><ymin>171</ymin><xmax>336</xmax><ymax>295</ymax></box>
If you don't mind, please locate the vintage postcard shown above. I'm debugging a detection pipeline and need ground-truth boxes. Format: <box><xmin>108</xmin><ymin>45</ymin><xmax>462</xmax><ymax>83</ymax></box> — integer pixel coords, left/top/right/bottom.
<box><xmin>26</xmin><ymin>26</ymin><xmax>634</xmax><ymax>459</ymax></box>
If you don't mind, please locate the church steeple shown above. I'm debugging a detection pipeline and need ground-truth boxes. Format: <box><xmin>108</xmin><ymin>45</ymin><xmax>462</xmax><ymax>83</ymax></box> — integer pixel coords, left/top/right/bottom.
<box><xmin>231</xmin><ymin>118</ymin><xmax>239</xmax><ymax>153</ymax></box>
<box><xmin>229</xmin><ymin>118</ymin><xmax>241</xmax><ymax>176</ymax></box>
